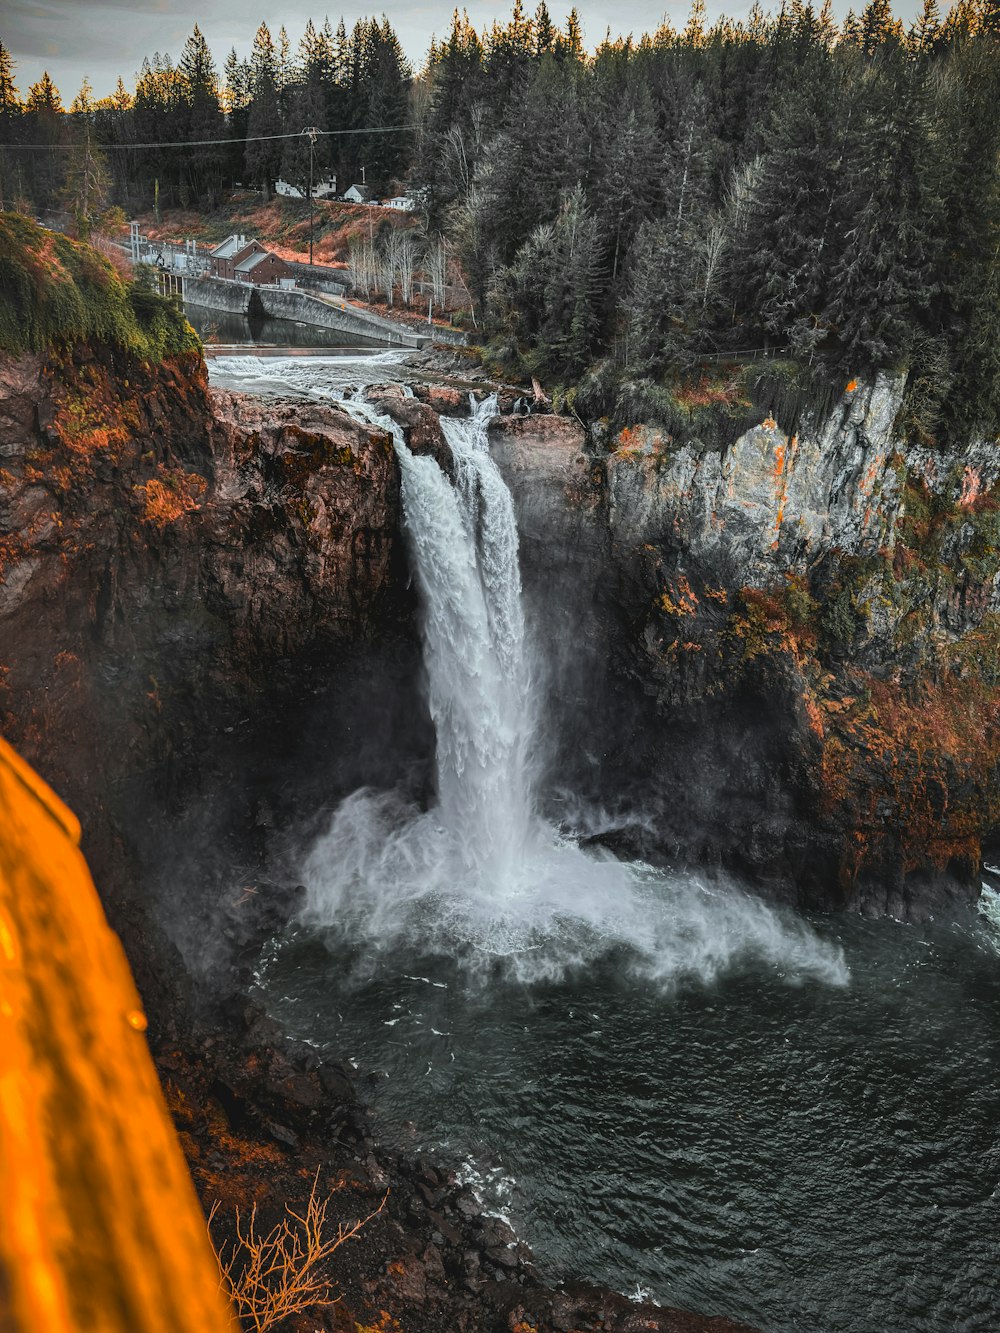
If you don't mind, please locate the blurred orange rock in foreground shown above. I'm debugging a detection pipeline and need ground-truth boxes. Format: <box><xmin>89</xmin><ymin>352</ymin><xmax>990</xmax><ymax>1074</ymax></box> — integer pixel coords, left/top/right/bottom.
<box><xmin>0</xmin><ymin>735</ymin><xmax>235</xmax><ymax>1333</ymax></box>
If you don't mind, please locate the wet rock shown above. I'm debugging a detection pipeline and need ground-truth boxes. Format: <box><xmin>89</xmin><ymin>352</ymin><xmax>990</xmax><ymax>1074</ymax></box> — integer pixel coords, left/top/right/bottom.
<box><xmin>455</xmin><ymin>1190</ymin><xmax>482</xmax><ymax>1219</ymax></box>
<box><xmin>264</xmin><ymin>1120</ymin><xmax>299</xmax><ymax>1150</ymax></box>
<box><xmin>367</xmin><ymin>392</ymin><xmax>451</xmax><ymax>473</ymax></box>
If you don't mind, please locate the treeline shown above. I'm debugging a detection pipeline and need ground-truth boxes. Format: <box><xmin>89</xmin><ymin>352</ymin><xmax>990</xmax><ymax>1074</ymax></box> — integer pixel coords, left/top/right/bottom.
<box><xmin>415</xmin><ymin>0</ymin><xmax>1000</xmax><ymax>442</ymax></box>
<box><xmin>2</xmin><ymin>2</ymin><xmax>1000</xmax><ymax>439</ymax></box>
<box><xmin>0</xmin><ymin>17</ymin><xmax>410</xmax><ymax>217</ymax></box>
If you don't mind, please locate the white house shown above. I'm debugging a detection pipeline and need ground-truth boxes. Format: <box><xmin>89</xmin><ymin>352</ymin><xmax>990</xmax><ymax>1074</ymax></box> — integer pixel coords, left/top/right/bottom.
<box><xmin>342</xmin><ymin>184</ymin><xmax>373</xmax><ymax>205</ymax></box>
<box><xmin>275</xmin><ymin>177</ymin><xmax>338</xmax><ymax>200</ymax></box>
<box><xmin>384</xmin><ymin>195</ymin><xmax>415</xmax><ymax>212</ymax></box>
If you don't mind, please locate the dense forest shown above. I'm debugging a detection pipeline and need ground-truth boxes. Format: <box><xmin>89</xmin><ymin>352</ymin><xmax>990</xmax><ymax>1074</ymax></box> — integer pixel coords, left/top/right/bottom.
<box><xmin>1</xmin><ymin>0</ymin><xmax>999</xmax><ymax>439</ymax></box>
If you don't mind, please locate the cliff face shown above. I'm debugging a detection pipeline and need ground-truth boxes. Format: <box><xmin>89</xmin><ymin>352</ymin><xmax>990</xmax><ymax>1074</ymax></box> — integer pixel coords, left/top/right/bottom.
<box><xmin>491</xmin><ymin>379</ymin><xmax>1000</xmax><ymax>917</ymax></box>
<box><xmin>0</xmin><ymin>342</ymin><xmax>427</xmax><ymax>1021</ymax></box>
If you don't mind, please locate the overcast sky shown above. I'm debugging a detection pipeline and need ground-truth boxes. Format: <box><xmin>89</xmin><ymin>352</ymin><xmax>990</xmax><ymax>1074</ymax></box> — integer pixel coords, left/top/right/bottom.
<box><xmin>6</xmin><ymin>0</ymin><xmax>925</xmax><ymax>101</ymax></box>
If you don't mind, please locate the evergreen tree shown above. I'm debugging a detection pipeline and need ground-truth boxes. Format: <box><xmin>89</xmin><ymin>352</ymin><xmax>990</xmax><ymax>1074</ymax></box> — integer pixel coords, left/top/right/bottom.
<box><xmin>490</xmin><ymin>184</ymin><xmax>603</xmax><ymax>380</ymax></box>
<box><xmin>223</xmin><ymin>48</ymin><xmax>252</xmax><ymax>185</ymax></box>
<box><xmin>726</xmin><ymin>54</ymin><xmax>853</xmax><ymax>355</ymax></box>
<box><xmin>65</xmin><ymin>78</ymin><xmax>113</xmax><ymax>237</ymax></box>
<box><xmin>178</xmin><ymin>25</ymin><xmax>225</xmax><ymax>205</ymax></box>
<box><xmin>0</xmin><ymin>43</ymin><xmax>22</xmax><ymax>210</ymax></box>
<box><xmin>559</xmin><ymin>8</ymin><xmax>584</xmax><ymax>60</ymax></box>
<box><xmin>826</xmin><ymin>60</ymin><xmax>936</xmax><ymax>370</ymax></box>
<box><xmin>279</xmin><ymin>88</ymin><xmax>332</xmax><ymax>196</ymax></box>
<box><xmin>23</xmin><ymin>72</ymin><xmax>65</xmax><ymax>209</ymax></box>
<box><xmin>593</xmin><ymin>84</ymin><xmax>661</xmax><ymax>281</ymax></box>
<box><xmin>246</xmin><ymin>23</ymin><xmax>283</xmax><ymax>197</ymax></box>
<box><xmin>534</xmin><ymin>2</ymin><xmax>557</xmax><ymax>55</ymax></box>
<box><xmin>133</xmin><ymin>53</ymin><xmax>184</xmax><ymax>207</ymax></box>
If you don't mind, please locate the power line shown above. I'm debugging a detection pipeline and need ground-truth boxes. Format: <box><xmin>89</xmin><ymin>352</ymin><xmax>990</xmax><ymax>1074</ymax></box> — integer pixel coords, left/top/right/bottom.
<box><xmin>0</xmin><ymin>124</ymin><xmax>416</xmax><ymax>151</ymax></box>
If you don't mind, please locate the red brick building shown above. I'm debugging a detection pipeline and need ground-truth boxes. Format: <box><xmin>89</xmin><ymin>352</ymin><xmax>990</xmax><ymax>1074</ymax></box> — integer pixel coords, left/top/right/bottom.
<box><xmin>234</xmin><ymin>250</ymin><xmax>292</xmax><ymax>285</ymax></box>
<box><xmin>208</xmin><ymin>235</ymin><xmax>266</xmax><ymax>280</ymax></box>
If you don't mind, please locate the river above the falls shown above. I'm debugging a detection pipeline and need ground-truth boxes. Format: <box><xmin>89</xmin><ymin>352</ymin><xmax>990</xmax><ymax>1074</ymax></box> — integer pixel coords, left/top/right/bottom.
<box><xmin>223</xmin><ymin>357</ymin><xmax>1000</xmax><ymax>1331</ymax></box>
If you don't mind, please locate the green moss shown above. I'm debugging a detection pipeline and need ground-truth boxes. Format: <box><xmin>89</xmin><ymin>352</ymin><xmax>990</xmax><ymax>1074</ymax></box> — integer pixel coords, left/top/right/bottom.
<box><xmin>0</xmin><ymin>213</ymin><xmax>199</xmax><ymax>362</ymax></box>
<box><xmin>601</xmin><ymin>358</ymin><xmax>843</xmax><ymax>455</ymax></box>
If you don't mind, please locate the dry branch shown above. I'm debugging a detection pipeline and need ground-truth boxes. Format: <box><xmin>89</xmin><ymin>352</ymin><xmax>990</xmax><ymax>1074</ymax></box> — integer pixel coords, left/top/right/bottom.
<box><xmin>209</xmin><ymin>1169</ymin><xmax>388</xmax><ymax>1332</ymax></box>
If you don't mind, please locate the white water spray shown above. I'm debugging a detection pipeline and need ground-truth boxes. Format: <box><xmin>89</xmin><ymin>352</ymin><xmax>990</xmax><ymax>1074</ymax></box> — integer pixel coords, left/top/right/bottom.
<box><xmin>293</xmin><ymin>384</ymin><xmax>848</xmax><ymax>989</ymax></box>
<box><xmin>197</xmin><ymin>359</ymin><xmax>848</xmax><ymax>986</ymax></box>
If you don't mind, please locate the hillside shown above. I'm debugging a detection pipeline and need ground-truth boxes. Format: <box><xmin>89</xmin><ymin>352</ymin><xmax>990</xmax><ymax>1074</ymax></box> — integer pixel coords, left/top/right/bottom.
<box><xmin>134</xmin><ymin>192</ymin><xmax>420</xmax><ymax>268</ymax></box>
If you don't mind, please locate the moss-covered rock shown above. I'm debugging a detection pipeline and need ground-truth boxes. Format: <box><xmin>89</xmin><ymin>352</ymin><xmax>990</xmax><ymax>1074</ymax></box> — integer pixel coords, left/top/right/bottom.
<box><xmin>0</xmin><ymin>213</ymin><xmax>198</xmax><ymax>361</ymax></box>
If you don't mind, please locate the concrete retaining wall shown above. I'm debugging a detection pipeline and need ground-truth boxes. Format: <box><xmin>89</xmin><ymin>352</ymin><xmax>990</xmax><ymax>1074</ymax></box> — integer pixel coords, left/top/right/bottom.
<box><xmin>425</xmin><ymin>323</ymin><xmax>470</xmax><ymax>348</ymax></box>
<box><xmin>254</xmin><ymin>288</ymin><xmax>429</xmax><ymax>348</ymax></box>
<box><xmin>180</xmin><ymin>276</ymin><xmax>468</xmax><ymax>349</ymax></box>
<box><xmin>182</xmin><ymin>277</ymin><xmax>252</xmax><ymax>314</ymax></box>
<box><xmin>286</xmin><ymin>260</ymin><xmax>351</xmax><ymax>296</ymax></box>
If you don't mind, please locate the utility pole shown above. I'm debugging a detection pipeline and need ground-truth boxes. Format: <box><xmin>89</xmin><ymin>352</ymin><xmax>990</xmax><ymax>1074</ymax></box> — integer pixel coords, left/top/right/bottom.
<box><xmin>304</xmin><ymin>126</ymin><xmax>319</xmax><ymax>266</ymax></box>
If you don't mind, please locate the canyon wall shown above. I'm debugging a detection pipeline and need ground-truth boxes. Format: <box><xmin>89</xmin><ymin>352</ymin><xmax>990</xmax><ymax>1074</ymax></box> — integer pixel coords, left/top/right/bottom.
<box><xmin>491</xmin><ymin>377</ymin><xmax>1000</xmax><ymax>917</ymax></box>
<box><xmin>0</xmin><ymin>342</ymin><xmax>430</xmax><ymax>1024</ymax></box>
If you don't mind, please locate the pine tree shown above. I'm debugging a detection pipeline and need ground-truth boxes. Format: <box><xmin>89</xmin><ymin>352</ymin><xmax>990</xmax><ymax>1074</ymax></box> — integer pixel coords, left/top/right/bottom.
<box><xmin>65</xmin><ymin>78</ymin><xmax>112</xmax><ymax>237</ymax></box>
<box><xmin>178</xmin><ymin>25</ymin><xmax>225</xmax><ymax>204</ymax></box>
<box><xmin>94</xmin><ymin>77</ymin><xmax>135</xmax><ymax>207</ymax></box>
<box><xmin>246</xmin><ymin>23</ymin><xmax>283</xmax><ymax>197</ymax></box>
<box><xmin>279</xmin><ymin>89</ymin><xmax>331</xmax><ymax>196</ymax></box>
<box><xmin>859</xmin><ymin>0</ymin><xmax>904</xmax><ymax>55</ymax></box>
<box><xmin>559</xmin><ymin>8</ymin><xmax>584</xmax><ymax>60</ymax></box>
<box><xmin>534</xmin><ymin>1</ymin><xmax>557</xmax><ymax>55</ymax></box>
<box><xmin>23</xmin><ymin>72</ymin><xmax>65</xmax><ymax>209</ymax></box>
<box><xmin>908</xmin><ymin>0</ymin><xmax>941</xmax><ymax>54</ymax></box>
<box><xmin>594</xmin><ymin>84</ymin><xmax>661</xmax><ymax>281</ymax></box>
<box><xmin>826</xmin><ymin>60</ymin><xmax>936</xmax><ymax>370</ymax></box>
<box><xmin>490</xmin><ymin>184</ymin><xmax>603</xmax><ymax>381</ymax></box>
<box><xmin>0</xmin><ymin>42</ymin><xmax>22</xmax><ymax>210</ymax></box>
<box><xmin>223</xmin><ymin>48</ymin><xmax>252</xmax><ymax>185</ymax></box>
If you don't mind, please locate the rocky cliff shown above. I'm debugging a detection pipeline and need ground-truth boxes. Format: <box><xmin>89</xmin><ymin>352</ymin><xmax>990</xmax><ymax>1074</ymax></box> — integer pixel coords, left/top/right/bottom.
<box><xmin>0</xmin><ymin>340</ymin><xmax>431</xmax><ymax>1023</ymax></box>
<box><xmin>491</xmin><ymin>375</ymin><xmax>1000</xmax><ymax>917</ymax></box>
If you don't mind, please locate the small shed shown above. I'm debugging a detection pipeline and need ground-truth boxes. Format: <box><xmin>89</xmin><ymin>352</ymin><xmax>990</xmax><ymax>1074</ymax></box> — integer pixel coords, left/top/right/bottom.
<box><xmin>385</xmin><ymin>196</ymin><xmax>414</xmax><ymax>212</ymax></box>
<box><xmin>234</xmin><ymin>249</ymin><xmax>292</xmax><ymax>286</ymax></box>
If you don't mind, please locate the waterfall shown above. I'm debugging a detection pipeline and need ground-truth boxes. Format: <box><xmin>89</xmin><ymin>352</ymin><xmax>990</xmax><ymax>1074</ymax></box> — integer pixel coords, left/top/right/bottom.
<box><xmin>392</xmin><ymin>395</ymin><xmax>535</xmax><ymax>886</ymax></box>
<box><xmin>301</xmin><ymin>389</ymin><xmax>848</xmax><ymax>987</ymax></box>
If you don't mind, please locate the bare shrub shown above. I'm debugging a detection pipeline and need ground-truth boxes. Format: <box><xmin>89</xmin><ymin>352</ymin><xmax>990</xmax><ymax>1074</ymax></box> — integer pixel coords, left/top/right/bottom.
<box><xmin>210</xmin><ymin>1169</ymin><xmax>387</xmax><ymax>1332</ymax></box>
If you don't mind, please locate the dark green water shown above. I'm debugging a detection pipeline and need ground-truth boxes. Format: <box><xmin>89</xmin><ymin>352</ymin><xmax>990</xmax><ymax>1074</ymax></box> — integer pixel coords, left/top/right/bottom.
<box><xmin>184</xmin><ymin>302</ymin><xmax>384</xmax><ymax>349</ymax></box>
<box><xmin>256</xmin><ymin>902</ymin><xmax>1000</xmax><ymax>1332</ymax></box>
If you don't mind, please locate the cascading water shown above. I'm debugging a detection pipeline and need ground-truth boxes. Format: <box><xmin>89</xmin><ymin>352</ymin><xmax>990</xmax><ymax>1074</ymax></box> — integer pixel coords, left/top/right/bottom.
<box><xmin>301</xmin><ymin>392</ymin><xmax>847</xmax><ymax>986</ymax></box>
<box><xmin>394</xmin><ymin>395</ymin><xmax>535</xmax><ymax>886</ymax></box>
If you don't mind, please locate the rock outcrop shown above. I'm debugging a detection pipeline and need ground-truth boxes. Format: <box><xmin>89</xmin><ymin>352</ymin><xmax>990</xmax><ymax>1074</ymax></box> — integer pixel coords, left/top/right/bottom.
<box><xmin>0</xmin><ymin>341</ymin><xmax>427</xmax><ymax>1023</ymax></box>
<box><xmin>491</xmin><ymin>379</ymin><xmax>1000</xmax><ymax>916</ymax></box>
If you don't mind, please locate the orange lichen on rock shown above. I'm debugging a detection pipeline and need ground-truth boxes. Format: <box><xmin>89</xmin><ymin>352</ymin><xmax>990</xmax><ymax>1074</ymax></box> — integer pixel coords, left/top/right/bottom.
<box><xmin>815</xmin><ymin>664</ymin><xmax>1000</xmax><ymax>880</ymax></box>
<box><xmin>134</xmin><ymin>467</ymin><xmax>207</xmax><ymax>526</ymax></box>
<box><xmin>959</xmin><ymin>464</ymin><xmax>983</xmax><ymax>509</ymax></box>
<box><xmin>0</xmin><ymin>734</ymin><xmax>236</xmax><ymax>1333</ymax></box>
<box><xmin>659</xmin><ymin>574</ymin><xmax>700</xmax><ymax>617</ymax></box>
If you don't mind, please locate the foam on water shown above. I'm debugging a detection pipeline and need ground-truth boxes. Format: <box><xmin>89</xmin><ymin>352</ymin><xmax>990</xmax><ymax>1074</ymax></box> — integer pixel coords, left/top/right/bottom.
<box><xmin>207</xmin><ymin>350</ymin><xmax>408</xmax><ymax>399</ymax></box>
<box><xmin>977</xmin><ymin>883</ymin><xmax>1000</xmax><ymax>952</ymax></box>
<box><xmin>301</xmin><ymin>393</ymin><xmax>848</xmax><ymax>991</ymax></box>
